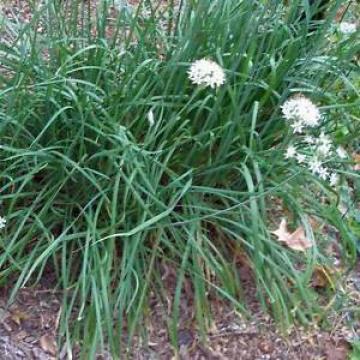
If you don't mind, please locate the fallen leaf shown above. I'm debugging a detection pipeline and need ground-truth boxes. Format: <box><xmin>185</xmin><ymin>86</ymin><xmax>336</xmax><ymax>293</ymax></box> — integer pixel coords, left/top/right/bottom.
<box><xmin>272</xmin><ymin>218</ymin><xmax>313</xmax><ymax>252</ymax></box>
<box><xmin>11</xmin><ymin>310</ymin><xmax>29</xmax><ymax>325</ymax></box>
<box><xmin>271</xmin><ymin>218</ymin><xmax>289</xmax><ymax>242</ymax></box>
<box><xmin>311</xmin><ymin>265</ymin><xmax>336</xmax><ymax>289</ymax></box>
<box><xmin>39</xmin><ymin>334</ymin><xmax>57</xmax><ymax>356</ymax></box>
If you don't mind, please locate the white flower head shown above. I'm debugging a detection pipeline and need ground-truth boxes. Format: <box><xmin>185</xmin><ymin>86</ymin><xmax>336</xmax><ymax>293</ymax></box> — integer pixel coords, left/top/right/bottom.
<box><xmin>304</xmin><ymin>135</ymin><xmax>315</xmax><ymax>145</ymax></box>
<box><xmin>336</xmin><ymin>146</ymin><xmax>347</xmax><ymax>159</ymax></box>
<box><xmin>318</xmin><ymin>166</ymin><xmax>329</xmax><ymax>180</ymax></box>
<box><xmin>315</xmin><ymin>132</ymin><xmax>333</xmax><ymax>157</ymax></box>
<box><xmin>147</xmin><ymin>109</ymin><xmax>155</xmax><ymax>127</ymax></box>
<box><xmin>339</xmin><ymin>22</ymin><xmax>357</xmax><ymax>35</ymax></box>
<box><xmin>308</xmin><ymin>156</ymin><xmax>323</xmax><ymax>175</ymax></box>
<box><xmin>318</xmin><ymin>132</ymin><xmax>332</xmax><ymax>146</ymax></box>
<box><xmin>296</xmin><ymin>153</ymin><xmax>306</xmax><ymax>164</ymax></box>
<box><xmin>291</xmin><ymin>121</ymin><xmax>305</xmax><ymax>134</ymax></box>
<box><xmin>0</xmin><ymin>216</ymin><xmax>6</xmax><ymax>229</ymax></box>
<box><xmin>329</xmin><ymin>173</ymin><xmax>339</xmax><ymax>187</ymax></box>
<box><xmin>317</xmin><ymin>143</ymin><xmax>332</xmax><ymax>157</ymax></box>
<box><xmin>308</xmin><ymin>156</ymin><xmax>329</xmax><ymax>180</ymax></box>
<box><xmin>285</xmin><ymin>145</ymin><xmax>297</xmax><ymax>159</ymax></box>
<box><xmin>188</xmin><ymin>59</ymin><xmax>226</xmax><ymax>88</ymax></box>
<box><xmin>281</xmin><ymin>96</ymin><xmax>321</xmax><ymax>128</ymax></box>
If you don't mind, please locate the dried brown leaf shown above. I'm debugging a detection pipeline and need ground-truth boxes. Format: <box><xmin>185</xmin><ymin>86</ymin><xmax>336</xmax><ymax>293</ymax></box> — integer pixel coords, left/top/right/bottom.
<box><xmin>11</xmin><ymin>310</ymin><xmax>29</xmax><ymax>325</ymax></box>
<box><xmin>39</xmin><ymin>334</ymin><xmax>57</xmax><ymax>356</ymax></box>
<box><xmin>271</xmin><ymin>218</ymin><xmax>289</xmax><ymax>243</ymax></box>
<box><xmin>272</xmin><ymin>218</ymin><xmax>313</xmax><ymax>252</ymax></box>
<box><xmin>311</xmin><ymin>265</ymin><xmax>336</xmax><ymax>289</ymax></box>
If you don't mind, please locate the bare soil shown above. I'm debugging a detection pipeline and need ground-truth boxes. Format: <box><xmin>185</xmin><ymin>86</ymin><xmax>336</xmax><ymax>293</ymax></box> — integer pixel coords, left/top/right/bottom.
<box><xmin>0</xmin><ymin>269</ymin><xmax>359</xmax><ymax>359</ymax></box>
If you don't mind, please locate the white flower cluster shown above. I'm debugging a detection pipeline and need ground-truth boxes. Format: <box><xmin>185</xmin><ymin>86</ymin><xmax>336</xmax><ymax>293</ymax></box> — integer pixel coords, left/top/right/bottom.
<box><xmin>0</xmin><ymin>216</ymin><xmax>6</xmax><ymax>229</ymax></box>
<box><xmin>188</xmin><ymin>59</ymin><xmax>226</xmax><ymax>89</ymax></box>
<box><xmin>281</xmin><ymin>96</ymin><xmax>321</xmax><ymax>132</ymax></box>
<box><xmin>339</xmin><ymin>22</ymin><xmax>357</xmax><ymax>35</ymax></box>
<box><xmin>282</xmin><ymin>95</ymin><xmax>348</xmax><ymax>187</ymax></box>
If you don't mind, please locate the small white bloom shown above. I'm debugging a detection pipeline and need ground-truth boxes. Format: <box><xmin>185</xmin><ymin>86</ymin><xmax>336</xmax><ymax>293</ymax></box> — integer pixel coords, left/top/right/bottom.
<box><xmin>0</xmin><ymin>216</ymin><xmax>6</xmax><ymax>229</ymax></box>
<box><xmin>329</xmin><ymin>173</ymin><xmax>339</xmax><ymax>187</ymax></box>
<box><xmin>285</xmin><ymin>145</ymin><xmax>297</xmax><ymax>159</ymax></box>
<box><xmin>147</xmin><ymin>109</ymin><xmax>155</xmax><ymax>127</ymax></box>
<box><xmin>336</xmin><ymin>146</ymin><xmax>347</xmax><ymax>159</ymax></box>
<box><xmin>315</xmin><ymin>132</ymin><xmax>332</xmax><ymax>157</ymax></box>
<box><xmin>304</xmin><ymin>135</ymin><xmax>315</xmax><ymax>144</ymax></box>
<box><xmin>188</xmin><ymin>59</ymin><xmax>226</xmax><ymax>88</ymax></box>
<box><xmin>318</xmin><ymin>132</ymin><xmax>332</xmax><ymax>146</ymax></box>
<box><xmin>317</xmin><ymin>143</ymin><xmax>332</xmax><ymax>157</ymax></box>
<box><xmin>318</xmin><ymin>166</ymin><xmax>329</xmax><ymax>180</ymax></box>
<box><xmin>339</xmin><ymin>22</ymin><xmax>357</xmax><ymax>35</ymax></box>
<box><xmin>296</xmin><ymin>154</ymin><xmax>306</xmax><ymax>164</ymax></box>
<box><xmin>291</xmin><ymin>121</ymin><xmax>305</xmax><ymax>134</ymax></box>
<box><xmin>281</xmin><ymin>96</ymin><xmax>321</xmax><ymax>127</ymax></box>
<box><xmin>308</xmin><ymin>157</ymin><xmax>323</xmax><ymax>174</ymax></box>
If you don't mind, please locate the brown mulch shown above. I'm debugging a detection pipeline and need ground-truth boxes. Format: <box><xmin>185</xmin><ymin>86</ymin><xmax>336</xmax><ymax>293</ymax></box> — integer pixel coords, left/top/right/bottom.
<box><xmin>0</xmin><ymin>260</ymin><xmax>359</xmax><ymax>359</ymax></box>
<box><xmin>0</xmin><ymin>286</ymin><xmax>60</xmax><ymax>360</ymax></box>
